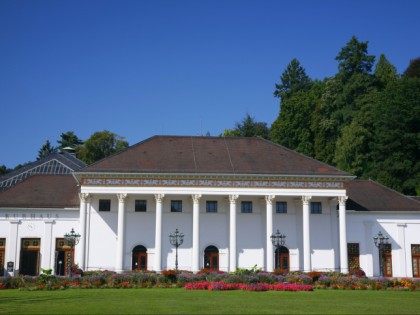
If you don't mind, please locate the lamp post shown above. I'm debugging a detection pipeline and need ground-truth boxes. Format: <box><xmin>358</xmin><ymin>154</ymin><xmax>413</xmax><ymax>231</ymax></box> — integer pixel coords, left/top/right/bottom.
<box><xmin>64</xmin><ymin>228</ymin><xmax>81</xmax><ymax>277</ymax></box>
<box><xmin>270</xmin><ymin>229</ymin><xmax>286</xmax><ymax>270</ymax></box>
<box><xmin>373</xmin><ymin>231</ymin><xmax>389</xmax><ymax>277</ymax></box>
<box><xmin>169</xmin><ymin>228</ymin><xmax>184</xmax><ymax>271</ymax></box>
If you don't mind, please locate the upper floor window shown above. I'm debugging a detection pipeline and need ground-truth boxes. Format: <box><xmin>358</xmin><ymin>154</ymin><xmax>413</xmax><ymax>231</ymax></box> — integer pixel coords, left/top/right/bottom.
<box><xmin>241</xmin><ymin>201</ymin><xmax>253</xmax><ymax>213</ymax></box>
<box><xmin>135</xmin><ymin>200</ymin><xmax>147</xmax><ymax>212</ymax></box>
<box><xmin>99</xmin><ymin>199</ymin><xmax>111</xmax><ymax>212</ymax></box>
<box><xmin>206</xmin><ymin>201</ymin><xmax>218</xmax><ymax>213</ymax></box>
<box><xmin>311</xmin><ymin>202</ymin><xmax>322</xmax><ymax>214</ymax></box>
<box><xmin>276</xmin><ymin>201</ymin><xmax>287</xmax><ymax>214</ymax></box>
<box><xmin>171</xmin><ymin>200</ymin><xmax>182</xmax><ymax>212</ymax></box>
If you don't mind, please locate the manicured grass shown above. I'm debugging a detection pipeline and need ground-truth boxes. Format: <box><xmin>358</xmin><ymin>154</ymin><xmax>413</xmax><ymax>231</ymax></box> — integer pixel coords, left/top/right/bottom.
<box><xmin>1</xmin><ymin>288</ymin><xmax>420</xmax><ymax>314</ymax></box>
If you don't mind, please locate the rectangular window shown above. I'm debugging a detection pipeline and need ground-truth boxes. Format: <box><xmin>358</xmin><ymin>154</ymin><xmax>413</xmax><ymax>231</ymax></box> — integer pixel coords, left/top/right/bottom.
<box><xmin>99</xmin><ymin>199</ymin><xmax>111</xmax><ymax>212</ymax></box>
<box><xmin>241</xmin><ymin>201</ymin><xmax>253</xmax><ymax>213</ymax></box>
<box><xmin>276</xmin><ymin>201</ymin><xmax>287</xmax><ymax>214</ymax></box>
<box><xmin>171</xmin><ymin>200</ymin><xmax>182</xmax><ymax>212</ymax></box>
<box><xmin>310</xmin><ymin>202</ymin><xmax>322</xmax><ymax>214</ymax></box>
<box><xmin>206</xmin><ymin>201</ymin><xmax>218</xmax><ymax>213</ymax></box>
<box><xmin>135</xmin><ymin>200</ymin><xmax>147</xmax><ymax>212</ymax></box>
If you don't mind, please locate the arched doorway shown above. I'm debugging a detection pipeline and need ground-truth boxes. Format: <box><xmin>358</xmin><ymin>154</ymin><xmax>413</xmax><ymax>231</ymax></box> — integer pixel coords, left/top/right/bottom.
<box><xmin>132</xmin><ymin>245</ymin><xmax>147</xmax><ymax>271</ymax></box>
<box><xmin>204</xmin><ymin>245</ymin><xmax>219</xmax><ymax>271</ymax></box>
<box><xmin>275</xmin><ymin>246</ymin><xmax>289</xmax><ymax>273</ymax></box>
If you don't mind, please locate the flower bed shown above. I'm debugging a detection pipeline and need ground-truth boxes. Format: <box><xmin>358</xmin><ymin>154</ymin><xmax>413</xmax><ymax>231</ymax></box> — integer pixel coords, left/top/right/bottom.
<box><xmin>1</xmin><ymin>268</ymin><xmax>419</xmax><ymax>291</ymax></box>
<box><xmin>184</xmin><ymin>281</ymin><xmax>313</xmax><ymax>291</ymax></box>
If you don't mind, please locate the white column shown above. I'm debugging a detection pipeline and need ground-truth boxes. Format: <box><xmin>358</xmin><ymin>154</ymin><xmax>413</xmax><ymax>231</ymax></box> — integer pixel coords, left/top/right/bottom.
<box><xmin>8</xmin><ymin>220</ymin><xmax>20</xmax><ymax>276</ymax></box>
<box><xmin>229</xmin><ymin>194</ymin><xmax>238</xmax><ymax>272</ymax></box>
<box><xmin>338</xmin><ymin>196</ymin><xmax>348</xmax><ymax>274</ymax></box>
<box><xmin>43</xmin><ymin>220</ymin><xmax>54</xmax><ymax>270</ymax></box>
<box><xmin>154</xmin><ymin>194</ymin><xmax>164</xmax><ymax>272</ymax></box>
<box><xmin>116</xmin><ymin>193</ymin><xmax>127</xmax><ymax>272</ymax></box>
<box><xmin>78</xmin><ymin>193</ymin><xmax>90</xmax><ymax>270</ymax></box>
<box><xmin>192</xmin><ymin>194</ymin><xmax>201</xmax><ymax>273</ymax></box>
<box><xmin>265</xmin><ymin>195</ymin><xmax>275</xmax><ymax>272</ymax></box>
<box><xmin>302</xmin><ymin>195</ymin><xmax>312</xmax><ymax>272</ymax></box>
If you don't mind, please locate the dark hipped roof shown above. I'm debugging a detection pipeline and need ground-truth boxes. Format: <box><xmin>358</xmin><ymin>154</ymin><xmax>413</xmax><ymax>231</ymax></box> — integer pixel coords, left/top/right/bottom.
<box><xmin>0</xmin><ymin>175</ymin><xmax>80</xmax><ymax>208</ymax></box>
<box><xmin>346</xmin><ymin>180</ymin><xmax>420</xmax><ymax>212</ymax></box>
<box><xmin>80</xmin><ymin>136</ymin><xmax>351</xmax><ymax>177</ymax></box>
<box><xmin>0</xmin><ymin>150</ymin><xmax>86</xmax><ymax>191</ymax></box>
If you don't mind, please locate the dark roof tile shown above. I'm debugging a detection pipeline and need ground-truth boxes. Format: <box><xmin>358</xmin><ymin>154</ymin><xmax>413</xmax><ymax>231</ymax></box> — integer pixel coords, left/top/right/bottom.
<box><xmin>346</xmin><ymin>180</ymin><xmax>420</xmax><ymax>212</ymax></box>
<box><xmin>80</xmin><ymin>136</ymin><xmax>350</xmax><ymax>176</ymax></box>
<box><xmin>0</xmin><ymin>175</ymin><xmax>79</xmax><ymax>208</ymax></box>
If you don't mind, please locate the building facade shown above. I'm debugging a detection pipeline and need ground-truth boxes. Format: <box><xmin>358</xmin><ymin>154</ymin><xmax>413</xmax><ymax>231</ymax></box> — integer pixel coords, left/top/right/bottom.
<box><xmin>1</xmin><ymin>136</ymin><xmax>419</xmax><ymax>277</ymax></box>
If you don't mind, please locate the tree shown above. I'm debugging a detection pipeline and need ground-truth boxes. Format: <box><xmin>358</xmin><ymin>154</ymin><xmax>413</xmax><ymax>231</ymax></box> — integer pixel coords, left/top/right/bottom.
<box><xmin>274</xmin><ymin>58</ymin><xmax>312</xmax><ymax>100</ymax></box>
<box><xmin>403</xmin><ymin>57</ymin><xmax>420</xmax><ymax>78</ymax></box>
<box><xmin>77</xmin><ymin>130</ymin><xmax>129</xmax><ymax>164</ymax></box>
<box><xmin>335</xmin><ymin>36</ymin><xmax>375</xmax><ymax>79</ymax></box>
<box><xmin>222</xmin><ymin>114</ymin><xmax>269</xmax><ymax>139</ymax></box>
<box><xmin>374</xmin><ymin>54</ymin><xmax>398</xmax><ymax>88</ymax></box>
<box><xmin>270</xmin><ymin>81</ymin><xmax>324</xmax><ymax>156</ymax></box>
<box><xmin>0</xmin><ymin>165</ymin><xmax>11</xmax><ymax>176</ymax></box>
<box><xmin>57</xmin><ymin>131</ymin><xmax>84</xmax><ymax>149</ymax></box>
<box><xmin>37</xmin><ymin>140</ymin><xmax>56</xmax><ymax>160</ymax></box>
<box><xmin>369</xmin><ymin>77</ymin><xmax>420</xmax><ymax>195</ymax></box>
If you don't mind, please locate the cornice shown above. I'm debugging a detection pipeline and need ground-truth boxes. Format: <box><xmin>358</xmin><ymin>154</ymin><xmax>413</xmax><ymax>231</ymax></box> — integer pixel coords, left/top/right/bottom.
<box><xmin>74</xmin><ymin>172</ymin><xmax>354</xmax><ymax>190</ymax></box>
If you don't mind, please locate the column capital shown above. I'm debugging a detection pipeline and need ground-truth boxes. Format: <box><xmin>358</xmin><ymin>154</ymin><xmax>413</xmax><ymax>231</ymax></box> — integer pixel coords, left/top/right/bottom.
<box><xmin>79</xmin><ymin>193</ymin><xmax>91</xmax><ymax>203</ymax></box>
<box><xmin>302</xmin><ymin>195</ymin><xmax>312</xmax><ymax>205</ymax></box>
<box><xmin>229</xmin><ymin>194</ymin><xmax>239</xmax><ymax>204</ymax></box>
<box><xmin>338</xmin><ymin>196</ymin><xmax>348</xmax><ymax>206</ymax></box>
<box><xmin>191</xmin><ymin>194</ymin><xmax>202</xmax><ymax>204</ymax></box>
<box><xmin>155</xmin><ymin>194</ymin><xmax>165</xmax><ymax>203</ymax></box>
<box><xmin>117</xmin><ymin>193</ymin><xmax>128</xmax><ymax>203</ymax></box>
<box><xmin>265</xmin><ymin>195</ymin><xmax>275</xmax><ymax>205</ymax></box>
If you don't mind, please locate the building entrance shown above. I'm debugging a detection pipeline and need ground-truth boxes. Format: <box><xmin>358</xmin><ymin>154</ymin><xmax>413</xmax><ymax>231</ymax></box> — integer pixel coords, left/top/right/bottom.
<box><xmin>275</xmin><ymin>246</ymin><xmax>289</xmax><ymax>273</ymax></box>
<box><xmin>55</xmin><ymin>238</ymin><xmax>74</xmax><ymax>276</ymax></box>
<box><xmin>132</xmin><ymin>245</ymin><xmax>147</xmax><ymax>271</ymax></box>
<box><xmin>19</xmin><ymin>238</ymin><xmax>40</xmax><ymax>276</ymax></box>
<box><xmin>204</xmin><ymin>246</ymin><xmax>219</xmax><ymax>271</ymax></box>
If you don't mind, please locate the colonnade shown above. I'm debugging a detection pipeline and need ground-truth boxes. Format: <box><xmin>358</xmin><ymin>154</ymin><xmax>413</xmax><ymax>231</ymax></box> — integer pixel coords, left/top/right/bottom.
<box><xmin>78</xmin><ymin>193</ymin><xmax>349</xmax><ymax>273</ymax></box>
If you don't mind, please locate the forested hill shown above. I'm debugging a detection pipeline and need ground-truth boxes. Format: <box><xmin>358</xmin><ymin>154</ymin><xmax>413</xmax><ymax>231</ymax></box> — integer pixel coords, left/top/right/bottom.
<box><xmin>271</xmin><ymin>37</ymin><xmax>420</xmax><ymax>196</ymax></box>
<box><xmin>225</xmin><ymin>36</ymin><xmax>420</xmax><ymax>196</ymax></box>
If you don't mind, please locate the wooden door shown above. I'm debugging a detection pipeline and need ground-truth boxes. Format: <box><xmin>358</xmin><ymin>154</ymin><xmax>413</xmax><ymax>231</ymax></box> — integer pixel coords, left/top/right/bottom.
<box><xmin>275</xmin><ymin>246</ymin><xmax>289</xmax><ymax>273</ymax></box>
<box><xmin>133</xmin><ymin>252</ymin><xmax>147</xmax><ymax>271</ymax></box>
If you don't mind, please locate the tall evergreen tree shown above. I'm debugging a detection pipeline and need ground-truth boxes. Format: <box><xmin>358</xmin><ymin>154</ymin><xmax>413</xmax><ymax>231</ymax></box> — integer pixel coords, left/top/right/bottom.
<box><xmin>335</xmin><ymin>36</ymin><xmax>375</xmax><ymax>80</ymax></box>
<box><xmin>374</xmin><ymin>54</ymin><xmax>398</xmax><ymax>88</ymax></box>
<box><xmin>273</xmin><ymin>58</ymin><xmax>312</xmax><ymax>100</ymax></box>
<box><xmin>37</xmin><ymin>140</ymin><xmax>56</xmax><ymax>160</ymax></box>
<box><xmin>57</xmin><ymin>131</ymin><xmax>84</xmax><ymax>149</ymax></box>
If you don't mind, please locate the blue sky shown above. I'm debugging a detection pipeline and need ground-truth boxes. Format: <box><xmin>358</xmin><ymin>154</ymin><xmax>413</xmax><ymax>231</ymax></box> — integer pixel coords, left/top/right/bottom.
<box><xmin>1</xmin><ymin>0</ymin><xmax>419</xmax><ymax>168</ymax></box>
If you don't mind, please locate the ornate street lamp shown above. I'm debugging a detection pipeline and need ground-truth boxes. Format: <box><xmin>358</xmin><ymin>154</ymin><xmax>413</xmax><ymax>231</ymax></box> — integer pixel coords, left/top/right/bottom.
<box><xmin>169</xmin><ymin>228</ymin><xmax>184</xmax><ymax>271</ymax></box>
<box><xmin>271</xmin><ymin>229</ymin><xmax>286</xmax><ymax>270</ymax></box>
<box><xmin>64</xmin><ymin>228</ymin><xmax>81</xmax><ymax>277</ymax></box>
<box><xmin>373</xmin><ymin>231</ymin><xmax>389</xmax><ymax>277</ymax></box>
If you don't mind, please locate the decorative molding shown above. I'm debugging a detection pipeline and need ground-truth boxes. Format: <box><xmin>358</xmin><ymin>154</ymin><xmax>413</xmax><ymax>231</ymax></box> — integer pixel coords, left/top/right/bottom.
<box><xmin>338</xmin><ymin>195</ymin><xmax>348</xmax><ymax>206</ymax></box>
<box><xmin>79</xmin><ymin>193</ymin><xmax>91</xmax><ymax>203</ymax></box>
<box><xmin>265</xmin><ymin>195</ymin><xmax>275</xmax><ymax>205</ymax></box>
<box><xmin>191</xmin><ymin>194</ymin><xmax>202</xmax><ymax>204</ymax></box>
<box><xmin>117</xmin><ymin>193</ymin><xmax>128</xmax><ymax>203</ymax></box>
<box><xmin>154</xmin><ymin>194</ymin><xmax>165</xmax><ymax>203</ymax></box>
<box><xmin>229</xmin><ymin>194</ymin><xmax>239</xmax><ymax>204</ymax></box>
<box><xmin>81</xmin><ymin>177</ymin><xmax>345</xmax><ymax>189</ymax></box>
<box><xmin>302</xmin><ymin>195</ymin><xmax>312</xmax><ymax>205</ymax></box>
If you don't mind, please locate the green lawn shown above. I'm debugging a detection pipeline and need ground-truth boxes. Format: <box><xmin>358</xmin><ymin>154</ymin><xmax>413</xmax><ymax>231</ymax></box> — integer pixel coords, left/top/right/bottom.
<box><xmin>0</xmin><ymin>289</ymin><xmax>419</xmax><ymax>314</ymax></box>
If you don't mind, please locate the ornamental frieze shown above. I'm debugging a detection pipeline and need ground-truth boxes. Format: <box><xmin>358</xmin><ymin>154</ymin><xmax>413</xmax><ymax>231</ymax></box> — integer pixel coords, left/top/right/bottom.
<box><xmin>81</xmin><ymin>177</ymin><xmax>344</xmax><ymax>189</ymax></box>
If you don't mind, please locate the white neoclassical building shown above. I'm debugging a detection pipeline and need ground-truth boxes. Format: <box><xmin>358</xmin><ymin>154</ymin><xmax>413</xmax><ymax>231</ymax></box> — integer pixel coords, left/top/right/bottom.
<box><xmin>1</xmin><ymin>136</ymin><xmax>420</xmax><ymax>278</ymax></box>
